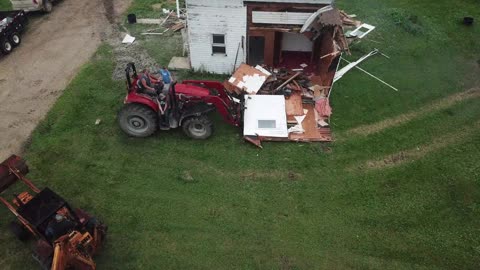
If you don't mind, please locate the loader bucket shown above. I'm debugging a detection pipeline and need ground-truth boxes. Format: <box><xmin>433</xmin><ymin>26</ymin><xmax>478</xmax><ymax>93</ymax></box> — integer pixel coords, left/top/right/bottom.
<box><xmin>0</xmin><ymin>155</ymin><xmax>29</xmax><ymax>194</ymax></box>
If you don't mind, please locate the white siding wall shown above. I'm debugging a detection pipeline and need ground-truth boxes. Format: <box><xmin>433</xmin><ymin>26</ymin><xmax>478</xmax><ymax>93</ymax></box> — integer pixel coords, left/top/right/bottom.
<box><xmin>186</xmin><ymin>0</ymin><xmax>247</xmax><ymax>74</ymax></box>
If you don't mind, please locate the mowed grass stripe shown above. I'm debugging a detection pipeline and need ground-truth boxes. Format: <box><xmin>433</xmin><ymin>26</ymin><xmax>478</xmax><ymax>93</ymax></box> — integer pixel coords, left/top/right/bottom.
<box><xmin>350</xmin><ymin>120</ymin><xmax>480</xmax><ymax>171</ymax></box>
<box><xmin>347</xmin><ymin>88</ymin><xmax>480</xmax><ymax>136</ymax></box>
<box><xmin>331</xmin><ymin>97</ymin><xmax>480</xmax><ymax>169</ymax></box>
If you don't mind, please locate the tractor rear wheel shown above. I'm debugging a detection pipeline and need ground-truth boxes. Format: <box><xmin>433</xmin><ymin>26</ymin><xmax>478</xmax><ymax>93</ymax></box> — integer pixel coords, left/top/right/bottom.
<box><xmin>0</xmin><ymin>38</ymin><xmax>13</xmax><ymax>55</ymax></box>
<box><xmin>182</xmin><ymin>116</ymin><xmax>214</xmax><ymax>140</ymax></box>
<box><xmin>118</xmin><ymin>103</ymin><xmax>158</xmax><ymax>137</ymax></box>
<box><xmin>9</xmin><ymin>221</ymin><xmax>29</xmax><ymax>242</ymax></box>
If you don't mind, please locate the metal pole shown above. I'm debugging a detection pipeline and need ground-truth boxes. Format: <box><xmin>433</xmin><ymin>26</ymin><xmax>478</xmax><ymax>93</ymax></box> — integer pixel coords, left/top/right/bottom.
<box><xmin>176</xmin><ymin>0</ymin><xmax>181</xmax><ymax>18</ymax></box>
<box><xmin>341</xmin><ymin>58</ymin><xmax>399</xmax><ymax>92</ymax></box>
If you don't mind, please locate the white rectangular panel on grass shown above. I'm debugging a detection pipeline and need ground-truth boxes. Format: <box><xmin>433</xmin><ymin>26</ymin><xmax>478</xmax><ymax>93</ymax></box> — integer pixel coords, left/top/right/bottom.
<box><xmin>243</xmin><ymin>95</ymin><xmax>289</xmax><ymax>138</ymax></box>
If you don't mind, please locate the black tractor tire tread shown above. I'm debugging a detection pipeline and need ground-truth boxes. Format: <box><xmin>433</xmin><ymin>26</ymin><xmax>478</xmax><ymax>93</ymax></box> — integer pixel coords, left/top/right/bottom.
<box><xmin>0</xmin><ymin>38</ymin><xmax>13</xmax><ymax>55</ymax></box>
<box><xmin>182</xmin><ymin>115</ymin><xmax>214</xmax><ymax>140</ymax></box>
<box><xmin>9</xmin><ymin>221</ymin><xmax>29</xmax><ymax>242</ymax></box>
<box><xmin>118</xmin><ymin>103</ymin><xmax>158</xmax><ymax>138</ymax></box>
<box><xmin>43</xmin><ymin>0</ymin><xmax>53</xmax><ymax>13</ymax></box>
<box><xmin>9</xmin><ymin>32</ymin><xmax>21</xmax><ymax>47</ymax></box>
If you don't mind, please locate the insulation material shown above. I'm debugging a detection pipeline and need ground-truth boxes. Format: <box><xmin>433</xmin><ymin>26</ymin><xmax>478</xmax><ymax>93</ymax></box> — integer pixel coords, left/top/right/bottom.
<box><xmin>289</xmin><ymin>104</ymin><xmax>332</xmax><ymax>142</ymax></box>
<box><xmin>243</xmin><ymin>95</ymin><xmax>288</xmax><ymax>138</ymax></box>
<box><xmin>315</xmin><ymin>98</ymin><xmax>332</xmax><ymax>117</ymax></box>
<box><xmin>288</xmin><ymin>114</ymin><xmax>307</xmax><ymax>134</ymax></box>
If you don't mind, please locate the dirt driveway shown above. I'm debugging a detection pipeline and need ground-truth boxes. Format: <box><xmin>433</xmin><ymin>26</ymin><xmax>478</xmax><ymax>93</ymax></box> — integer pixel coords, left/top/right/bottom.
<box><xmin>0</xmin><ymin>0</ymin><xmax>131</xmax><ymax>160</ymax></box>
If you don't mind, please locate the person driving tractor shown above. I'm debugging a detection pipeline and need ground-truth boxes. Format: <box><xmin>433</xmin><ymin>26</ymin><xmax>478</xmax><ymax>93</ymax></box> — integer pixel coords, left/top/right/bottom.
<box><xmin>137</xmin><ymin>68</ymin><xmax>164</xmax><ymax>98</ymax></box>
<box><xmin>137</xmin><ymin>68</ymin><xmax>169</xmax><ymax>117</ymax></box>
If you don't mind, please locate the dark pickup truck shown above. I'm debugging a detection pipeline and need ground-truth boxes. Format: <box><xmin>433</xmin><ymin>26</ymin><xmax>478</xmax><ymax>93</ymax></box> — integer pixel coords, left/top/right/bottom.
<box><xmin>0</xmin><ymin>10</ymin><xmax>28</xmax><ymax>55</ymax></box>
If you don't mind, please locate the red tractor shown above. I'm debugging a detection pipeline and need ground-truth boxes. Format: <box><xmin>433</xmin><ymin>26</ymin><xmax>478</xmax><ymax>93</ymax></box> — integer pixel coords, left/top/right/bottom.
<box><xmin>118</xmin><ymin>63</ymin><xmax>242</xmax><ymax>139</ymax></box>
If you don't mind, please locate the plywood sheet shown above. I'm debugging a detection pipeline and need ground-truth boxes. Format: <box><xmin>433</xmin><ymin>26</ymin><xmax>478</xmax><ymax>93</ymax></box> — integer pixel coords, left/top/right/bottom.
<box><xmin>226</xmin><ymin>64</ymin><xmax>271</xmax><ymax>94</ymax></box>
<box><xmin>289</xmin><ymin>103</ymin><xmax>332</xmax><ymax>142</ymax></box>
<box><xmin>285</xmin><ymin>92</ymin><xmax>303</xmax><ymax>117</ymax></box>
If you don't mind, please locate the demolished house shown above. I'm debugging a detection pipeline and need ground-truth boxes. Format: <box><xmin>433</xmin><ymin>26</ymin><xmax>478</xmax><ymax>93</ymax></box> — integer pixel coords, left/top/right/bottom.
<box><xmin>185</xmin><ymin>0</ymin><xmax>367</xmax><ymax>146</ymax></box>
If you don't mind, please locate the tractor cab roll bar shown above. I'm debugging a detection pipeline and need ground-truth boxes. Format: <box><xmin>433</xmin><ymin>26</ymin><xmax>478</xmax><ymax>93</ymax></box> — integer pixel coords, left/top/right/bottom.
<box><xmin>125</xmin><ymin>62</ymin><xmax>138</xmax><ymax>90</ymax></box>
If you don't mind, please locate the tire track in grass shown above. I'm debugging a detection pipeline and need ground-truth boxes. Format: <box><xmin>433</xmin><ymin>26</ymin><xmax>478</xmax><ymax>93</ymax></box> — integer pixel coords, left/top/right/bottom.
<box><xmin>347</xmin><ymin>88</ymin><xmax>480</xmax><ymax>136</ymax></box>
<box><xmin>350</xmin><ymin>120</ymin><xmax>480</xmax><ymax>171</ymax></box>
<box><xmin>187</xmin><ymin>159</ymin><xmax>303</xmax><ymax>181</ymax></box>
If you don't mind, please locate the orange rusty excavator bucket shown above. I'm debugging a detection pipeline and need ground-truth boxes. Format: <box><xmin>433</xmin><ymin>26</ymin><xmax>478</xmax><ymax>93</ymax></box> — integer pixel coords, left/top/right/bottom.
<box><xmin>0</xmin><ymin>155</ymin><xmax>29</xmax><ymax>194</ymax></box>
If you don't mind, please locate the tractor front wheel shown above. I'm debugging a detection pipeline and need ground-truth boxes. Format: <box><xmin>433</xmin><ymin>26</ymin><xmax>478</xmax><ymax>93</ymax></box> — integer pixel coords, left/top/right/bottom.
<box><xmin>9</xmin><ymin>32</ymin><xmax>21</xmax><ymax>47</ymax></box>
<box><xmin>9</xmin><ymin>221</ymin><xmax>29</xmax><ymax>242</ymax></box>
<box><xmin>43</xmin><ymin>0</ymin><xmax>53</xmax><ymax>13</ymax></box>
<box><xmin>118</xmin><ymin>104</ymin><xmax>158</xmax><ymax>137</ymax></box>
<box><xmin>182</xmin><ymin>116</ymin><xmax>214</xmax><ymax>140</ymax></box>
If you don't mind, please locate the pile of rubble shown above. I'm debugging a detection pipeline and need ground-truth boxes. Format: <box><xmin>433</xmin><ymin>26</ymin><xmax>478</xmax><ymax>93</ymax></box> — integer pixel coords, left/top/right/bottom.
<box><xmin>225</xmin><ymin>64</ymin><xmax>333</xmax><ymax>147</ymax></box>
<box><xmin>220</xmin><ymin>7</ymin><xmax>383</xmax><ymax>147</ymax></box>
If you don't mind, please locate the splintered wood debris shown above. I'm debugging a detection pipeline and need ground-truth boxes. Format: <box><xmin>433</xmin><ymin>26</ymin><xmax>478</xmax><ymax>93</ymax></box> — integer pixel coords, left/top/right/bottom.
<box><xmin>227</xmin><ymin>63</ymin><xmax>334</xmax><ymax>148</ymax></box>
<box><xmin>225</xmin><ymin>64</ymin><xmax>272</xmax><ymax>95</ymax></box>
<box><xmin>223</xmin><ymin>7</ymin><xmax>380</xmax><ymax>148</ymax></box>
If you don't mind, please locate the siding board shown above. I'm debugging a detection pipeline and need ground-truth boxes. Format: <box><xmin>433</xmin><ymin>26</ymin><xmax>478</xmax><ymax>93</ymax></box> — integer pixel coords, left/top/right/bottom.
<box><xmin>186</xmin><ymin>0</ymin><xmax>247</xmax><ymax>74</ymax></box>
<box><xmin>252</xmin><ymin>11</ymin><xmax>313</xmax><ymax>25</ymax></box>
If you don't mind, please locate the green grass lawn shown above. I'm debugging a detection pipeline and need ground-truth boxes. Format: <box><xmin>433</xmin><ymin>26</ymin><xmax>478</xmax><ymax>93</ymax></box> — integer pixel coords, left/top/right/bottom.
<box><xmin>1</xmin><ymin>0</ymin><xmax>480</xmax><ymax>269</ymax></box>
<box><xmin>0</xmin><ymin>0</ymin><xmax>11</xmax><ymax>10</ymax></box>
<box><xmin>126</xmin><ymin>0</ymin><xmax>185</xmax><ymax>18</ymax></box>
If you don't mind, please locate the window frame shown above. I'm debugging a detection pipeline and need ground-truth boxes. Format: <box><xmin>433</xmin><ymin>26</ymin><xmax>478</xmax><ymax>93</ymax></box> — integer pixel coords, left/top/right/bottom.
<box><xmin>257</xmin><ymin>120</ymin><xmax>277</xmax><ymax>129</ymax></box>
<box><xmin>212</xmin><ymin>34</ymin><xmax>227</xmax><ymax>56</ymax></box>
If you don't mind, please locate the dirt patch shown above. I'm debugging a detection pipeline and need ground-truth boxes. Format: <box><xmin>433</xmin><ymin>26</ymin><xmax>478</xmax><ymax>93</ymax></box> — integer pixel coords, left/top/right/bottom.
<box><xmin>103</xmin><ymin>0</ymin><xmax>115</xmax><ymax>23</ymax></box>
<box><xmin>178</xmin><ymin>170</ymin><xmax>197</xmax><ymax>183</ymax></box>
<box><xmin>354</xmin><ymin>120</ymin><xmax>480</xmax><ymax>170</ymax></box>
<box><xmin>279</xmin><ymin>255</ymin><xmax>295</xmax><ymax>270</ymax></box>
<box><xmin>347</xmin><ymin>88</ymin><xmax>480</xmax><ymax>136</ymax></box>
<box><xmin>0</xmin><ymin>0</ymin><xmax>131</xmax><ymax>160</ymax></box>
<box><xmin>241</xmin><ymin>171</ymin><xmax>303</xmax><ymax>181</ymax></box>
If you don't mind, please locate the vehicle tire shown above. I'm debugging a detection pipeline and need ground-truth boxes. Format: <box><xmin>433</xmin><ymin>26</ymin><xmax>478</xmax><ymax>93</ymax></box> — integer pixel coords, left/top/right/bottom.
<box><xmin>32</xmin><ymin>250</ymin><xmax>52</xmax><ymax>270</ymax></box>
<box><xmin>182</xmin><ymin>115</ymin><xmax>214</xmax><ymax>140</ymax></box>
<box><xmin>43</xmin><ymin>0</ymin><xmax>53</xmax><ymax>13</ymax></box>
<box><xmin>0</xmin><ymin>38</ymin><xmax>13</xmax><ymax>55</ymax></box>
<box><xmin>86</xmin><ymin>217</ymin><xmax>108</xmax><ymax>243</ymax></box>
<box><xmin>118</xmin><ymin>103</ymin><xmax>158</xmax><ymax>137</ymax></box>
<box><xmin>9</xmin><ymin>32</ymin><xmax>21</xmax><ymax>47</ymax></box>
<box><xmin>9</xmin><ymin>221</ymin><xmax>29</xmax><ymax>242</ymax></box>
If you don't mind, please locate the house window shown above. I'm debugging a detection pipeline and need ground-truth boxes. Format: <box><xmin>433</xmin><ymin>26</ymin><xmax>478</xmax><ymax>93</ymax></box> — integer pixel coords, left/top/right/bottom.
<box><xmin>212</xmin><ymin>34</ymin><xmax>226</xmax><ymax>55</ymax></box>
<box><xmin>258</xmin><ymin>120</ymin><xmax>277</xmax><ymax>129</ymax></box>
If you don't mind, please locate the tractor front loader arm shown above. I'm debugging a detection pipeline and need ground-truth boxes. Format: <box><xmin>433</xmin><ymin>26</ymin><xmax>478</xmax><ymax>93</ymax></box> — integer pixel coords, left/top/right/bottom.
<box><xmin>51</xmin><ymin>231</ymin><xmax>97</xmax><ymax>270</ymax></box>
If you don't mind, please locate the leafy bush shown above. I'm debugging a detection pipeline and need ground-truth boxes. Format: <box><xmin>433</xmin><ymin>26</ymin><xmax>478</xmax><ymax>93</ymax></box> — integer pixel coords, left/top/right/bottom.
<box><xmin>390</xmin><ymin>9</ymin><xmax>424</xmax><ymax>35</ymax></box>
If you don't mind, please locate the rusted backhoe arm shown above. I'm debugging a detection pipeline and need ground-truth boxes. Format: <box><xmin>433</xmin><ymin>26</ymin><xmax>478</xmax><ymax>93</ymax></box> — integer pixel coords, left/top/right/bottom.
<box><xmin>0</xmin><ymin>155</ymin><xmax>41</xmax><ymax>237</ymax></box>
<box><xmin>51</xmin><ymin>231</ymin><xmax>97</xmax><ymax>270</ymax></box>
